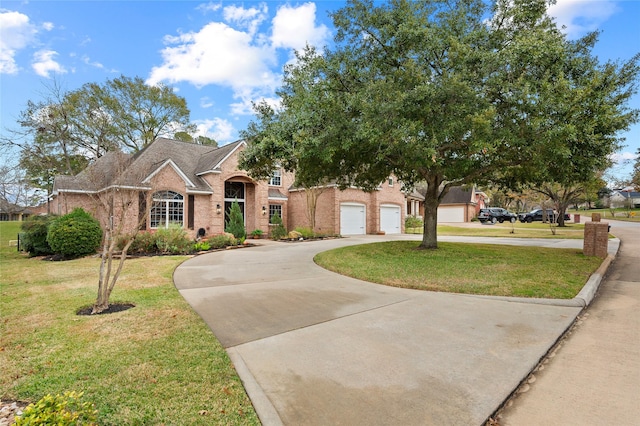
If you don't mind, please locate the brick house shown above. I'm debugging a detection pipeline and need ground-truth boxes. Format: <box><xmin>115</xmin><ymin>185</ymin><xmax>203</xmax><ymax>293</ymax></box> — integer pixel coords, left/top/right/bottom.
<box><xmin>437</xmin><ymin>186</ymin><xmax>487</xmax><ymax>223</ymax></box>
<box><xmin>50</xmin><ymin>138</ymin><xmax>406</xmax><ymax>238</ymax></box>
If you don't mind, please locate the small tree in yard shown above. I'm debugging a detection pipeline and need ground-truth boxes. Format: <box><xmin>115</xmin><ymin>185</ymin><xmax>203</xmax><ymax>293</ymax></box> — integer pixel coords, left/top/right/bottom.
<box><xmin>74</xmin><ymin>151</ymin><xmax>154</xmax><ymax>314</ymax></box>
<box><xmin>225</xmin><ymin>200</ymin><xmax>246</xmax><ymax>239</ymax></box>
<box><xmin>269</xmin><ymin>212</ymin><xmax>287</xmax><ymax>240</ymax></box>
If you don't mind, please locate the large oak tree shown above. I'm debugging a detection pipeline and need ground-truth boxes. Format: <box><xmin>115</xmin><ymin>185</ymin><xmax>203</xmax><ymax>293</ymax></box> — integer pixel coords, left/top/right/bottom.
<box><xmin>241</xmin><ymin>0</ymin><xmax>638</xmax><ymax>248</ymax></box>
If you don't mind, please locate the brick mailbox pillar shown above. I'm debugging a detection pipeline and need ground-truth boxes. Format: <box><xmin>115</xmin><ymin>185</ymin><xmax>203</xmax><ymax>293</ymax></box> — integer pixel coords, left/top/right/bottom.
<box><xmin>584</xmin><ymin>221</ymin><xmax>609</xmax><ymax>258</ymax></box>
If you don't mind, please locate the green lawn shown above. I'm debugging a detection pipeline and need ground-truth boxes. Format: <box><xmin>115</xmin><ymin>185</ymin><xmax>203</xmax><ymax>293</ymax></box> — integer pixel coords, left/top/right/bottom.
<box><xmin>406</xmin><ymin>221</ymin><xmax>617</xmax><ymax>239</ymax></box>
<box><xmin>315</xmin><ymin>241</ymin><xmax>603</xmax><ymax>299</ymax></box>
<box><xmin>0</xmin><ymin>222</ymin><xmax>259</xmax><ymax>425</ymax></box>
<box><xmin>568</xmin><ymin>208</ymin><xmax>639</xmax><ymax>222</ymax></box>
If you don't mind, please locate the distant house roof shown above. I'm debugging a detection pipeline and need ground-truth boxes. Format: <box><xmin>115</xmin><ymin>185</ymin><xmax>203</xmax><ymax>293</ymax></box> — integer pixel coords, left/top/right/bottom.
<box><xmin>611</xmin><ymin>190</ymin><xmax>640</xmax><ymax>198</ymax></box>
<box><xmin>53</xmin><ymin>138</ymin><xmax>246</xmax><ymax>195</ymax></box>
<box><xmin>441</xmin><ymin>186</ymin><xmax>477</xmax><ymax>205</ymax></box>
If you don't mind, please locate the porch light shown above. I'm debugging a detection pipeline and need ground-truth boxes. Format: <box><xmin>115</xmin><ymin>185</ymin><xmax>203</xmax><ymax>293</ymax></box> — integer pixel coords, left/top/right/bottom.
<box><xmin>216</xmin><ymin>204</ymin><xmax>221</xmax><ymax>214</ymax></box>
<box><xmin>262</xmin><ymin>206</ymin><xmax>267</xmax><ymax>215</ymax></box>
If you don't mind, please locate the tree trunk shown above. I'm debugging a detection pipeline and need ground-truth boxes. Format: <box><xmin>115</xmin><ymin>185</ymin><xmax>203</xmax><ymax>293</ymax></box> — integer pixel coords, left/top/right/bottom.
<box><xmin>419</xmin><ymin>175</ymin><xmax>443</xmax><ymax>250</ymax></box>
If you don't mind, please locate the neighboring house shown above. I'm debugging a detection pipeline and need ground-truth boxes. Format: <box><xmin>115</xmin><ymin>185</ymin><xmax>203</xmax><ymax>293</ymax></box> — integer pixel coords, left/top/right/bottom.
<box><xmin>609</xmin><ymin>189</ymin><xmax>640</xmax><ymax>208</ymax></box>
<box><xmin>0</xmin><ymin>200</ymin><xmax>33</xmax><ymax>221</ymax></box>
<box><xmin>406</xmin><ymin>190</ymin><xmax>425</xmax><ymax>218</ymax></box>
<box><xmin>50</xmin><ymin>138</ymin><xmax>407</xmax><ymax>237</ymax></box>
<box><xmin>437</xmin><ymin>186</ymin><xmax>487</xmax><ymax>223</ymax></box>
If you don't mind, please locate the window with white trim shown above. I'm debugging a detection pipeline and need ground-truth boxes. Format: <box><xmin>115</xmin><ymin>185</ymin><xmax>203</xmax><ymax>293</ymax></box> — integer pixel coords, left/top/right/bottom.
<box><xmin>388</xmin><ymin>177</ymin><xmax>394</xmax><ymax>186</ymax></box>
<box><xmin>150</xmin><ymin>191</ymin><xmax>184</xmax><ymax>228</ymax></box>
<box><xmin>269</xmin><ymin>169</ymin><xmax>281</xmax><ymax>186</ymax></box>
<box><xmin>269</xmin><ymin>204</ymin><xmax>282</xmax><ymax>223</ymax></box>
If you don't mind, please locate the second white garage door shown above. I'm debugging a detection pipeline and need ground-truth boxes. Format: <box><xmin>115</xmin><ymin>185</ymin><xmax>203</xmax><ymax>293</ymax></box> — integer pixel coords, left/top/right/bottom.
<box><xmin>437</xmin><ymin>206</ymin><xmax>465</xmax><ymax>223</ymax></box>
<box><xmin>380</xmin><ymin>204</ymin><xmax>401</xmax><ymax>234</ymax></box>
<box><xmin>340</xmin><ymin>203</ymin><xmax>366</xmax><ymax>235</ymax></box>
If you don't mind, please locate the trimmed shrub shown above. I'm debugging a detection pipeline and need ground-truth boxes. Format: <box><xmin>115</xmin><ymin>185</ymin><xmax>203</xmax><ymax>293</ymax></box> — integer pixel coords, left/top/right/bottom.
<box><xmin>208</xmin><ymin>234</ymin><xmax>236</xmax><ymax>249</ymax></box>
<box><xmin>154</xmin><ymin>225</ymin><xmax>193</xmax><ymax>254</ymax></box>
<box><xmin>47</xmin><ymin>209</ymin><xmax>102</xmax><ymax>258</ymax></box>
<box><xmin>294</xmin><ymin>226</ymin><xmax>315</xmax><ymax>239</ymax></box>
<box><xmin>20</xmin><ymin>214</ymin><xmax>57</xmax><ymax>256</ymax></box>
<box><xmin>269</xmin><ymin>212</ymin><xmax>287</xmax><ymax>240</ymax></box>
<box><xmin>225</xmin><ymin>201</ymin><xmax>246</xmax><ymax>239</ymax></box>
<box><xmin>14</xmin><ymin>391</ymin><xmax>98</xmax><ymax>425</ymax></box>
<box><xmin>124</xmin><ymin>231</ymin><xmax>157</xmax><ymax>254</ymax></box>
<box><xmin>405</xmin><ymin>215</ymin><xmax>423</xmax><ymax>229</ymax></box>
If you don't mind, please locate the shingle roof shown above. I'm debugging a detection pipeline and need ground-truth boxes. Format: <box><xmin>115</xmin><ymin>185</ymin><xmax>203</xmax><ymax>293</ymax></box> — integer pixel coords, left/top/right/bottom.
<box><xmin>54</xmin><ymin>138</ymin><xmax>246</xmax><ymax>194</ymax></box>
<box><xmin>441</xmin><ymin>186</ymin><xmax>474</xmax><ymax>204</ymax></box>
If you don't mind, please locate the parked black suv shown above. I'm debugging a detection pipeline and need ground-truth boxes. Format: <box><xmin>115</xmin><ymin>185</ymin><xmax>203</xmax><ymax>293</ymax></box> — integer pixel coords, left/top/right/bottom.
<box><xmin>518</xmin><ymin>209</ymin><xmax>571</xmax><ymax>223</ymax></box>
<box><xmin>478</xmin><ymin>208</ymin><xmax>518</xmax><ymax>224</ymax></box>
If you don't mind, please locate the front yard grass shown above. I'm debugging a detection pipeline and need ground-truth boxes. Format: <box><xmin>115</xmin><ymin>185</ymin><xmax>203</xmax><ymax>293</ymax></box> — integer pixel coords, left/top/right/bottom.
<box><xmin>0</xmin><ymin>222</ymin><xmax>259</xmax><ymax>425</ymax></box>
<box><xmin>406</xmin><ymin>223</ymin><xmax>586</xmax><ymax>238</ymax></box>
<box><xmin>315</xmin><ymin>241</ymin><xmax>603</xmax><ymax>299</ymax></box>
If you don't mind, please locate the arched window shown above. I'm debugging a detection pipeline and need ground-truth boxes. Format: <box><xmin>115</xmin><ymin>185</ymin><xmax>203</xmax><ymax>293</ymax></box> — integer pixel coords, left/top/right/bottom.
<box><xmin>150</xmin><ymin>190</ymin><xmax>184</xmax><ymax>228</ymax></box>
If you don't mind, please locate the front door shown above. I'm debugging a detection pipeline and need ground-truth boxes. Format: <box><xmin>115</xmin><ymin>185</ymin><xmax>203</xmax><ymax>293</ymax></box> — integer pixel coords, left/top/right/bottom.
<box><xmin>224</xmin><ymin>181</ymin><xmax>245</xmax><ymax>226</ymax></box>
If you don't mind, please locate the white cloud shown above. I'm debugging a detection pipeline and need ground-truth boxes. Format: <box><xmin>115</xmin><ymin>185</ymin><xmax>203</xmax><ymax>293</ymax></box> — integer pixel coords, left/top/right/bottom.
<box><xmin>42</xmin><ymin>22</ymin><xmax>54</xmax><ymax>31</ymax></box>
<box><xmin>196</xmin><ymin>2</ymin><xmax>222</xmax><ymax>13</ymax></box>
<box><xmin>148</xmin><ymin>3</ymin><xmax>330</xmax><ymax>118</ymax></box>
<box><xmin>200</xmin><ymin>96</ymin><xmax>214</xmax><ymax>108</ymax></box>
<box><xmin>223</xmin><ymin>3</ymin><xmax>268</xmax><ymax>35</ymax></box>
<box><xmin>194</xmin><ymin>117</ymin><xmax>235</xmax><ymax>143</ymax></box>
<box><xmin>147</xmin><ymin>22</ymin><xmax>279</xmax><ymax>91</ymax></box>
<box><xmin>271</xmin><ymin>3</ymin><xmax>330</xmax><ymax>50</ymax></box>
<box><xmin>82</xmin><ymin>55</ymin><xmax>104</xmax><ymax>69</ymax></box>
<box><xmin>610</xmin><ymin>151</ymin><xmax>638</xmax><ymax>164</ymax></box>
<box><xmin>548</xmin><ymin>0</ymin><xmax>619</xmax><ymax>39</ymax></box>
<box><xmin>32</xmin><ymin>49</ymin><xmax>66</xmax><ymax>78</ymax></box>
<box><xmin>0</xmin><ymin>10</ymin><xmax>37</xmax><ymax>74</ymax></box>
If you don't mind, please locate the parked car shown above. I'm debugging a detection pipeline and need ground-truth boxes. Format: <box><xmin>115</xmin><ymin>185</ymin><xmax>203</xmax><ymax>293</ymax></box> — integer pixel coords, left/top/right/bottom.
<box><xmin>478</xmin><ymin>208</ymin><xmax>518</xmax><ymax>224</ymax></box>
<box><xmin>518</xmin><ymin>209</ymin><xmax>571</xmax><ymax>223</ymax></box>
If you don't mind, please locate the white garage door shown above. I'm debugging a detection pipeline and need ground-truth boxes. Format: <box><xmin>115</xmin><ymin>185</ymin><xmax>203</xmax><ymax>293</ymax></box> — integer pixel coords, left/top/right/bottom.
<box><xmin>438</xmin><ymin>206</ymin><xmax>465</xmax><ymax>223</ymax></box>
<box><xmin>380</xmin><ymin>204</ymin><xmax>401</xmax><ymax>234</ymax></box>
<box><xmin>340</xmin><ymin>203</ymin><xmax>366</xmax><ymax>235</ymax></box>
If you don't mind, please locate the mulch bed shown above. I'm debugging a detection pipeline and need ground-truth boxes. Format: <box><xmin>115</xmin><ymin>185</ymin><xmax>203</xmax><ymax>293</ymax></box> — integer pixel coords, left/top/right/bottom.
<box><xmin>76</xmin><ymin>303</ymin><xmax>135</xmax><ymax>316</ymax></box>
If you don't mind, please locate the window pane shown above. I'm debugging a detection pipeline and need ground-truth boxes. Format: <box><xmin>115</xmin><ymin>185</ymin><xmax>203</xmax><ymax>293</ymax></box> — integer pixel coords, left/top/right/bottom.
<box><xmin>269</xmin><ymin>169</ymin><xmax>281</xmax><ymax>186</ymax></box>
<box><xmin>150</xmin><ymin>191</ymin><xmax>183</xmax><ymax>228</ymax></box>
<box><xmin>150</xmin><ymin>201</ymin><xmax>166</xmax><ymax>228</ymax></box>
<box><xmin>269</xmin><ymin>204</ymin><xmax>282</xmax><ymax>223</ymax></box>
<box><xmin>225</xmin><ymin>182</ymin><xmax>245</xmax><ymax>199</ymax></box>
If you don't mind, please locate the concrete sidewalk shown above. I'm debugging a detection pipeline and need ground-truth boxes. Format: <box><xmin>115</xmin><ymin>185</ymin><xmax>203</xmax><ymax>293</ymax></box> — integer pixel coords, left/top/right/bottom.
<box><xmin>496</xmin><ymin>220</ymin><xmax>640</xmax><ymax>425</ymax></box>
<box><xmin>173</xmin><ymin>233</ymin><xmax>619</xmax><ymax>425</ymax></box>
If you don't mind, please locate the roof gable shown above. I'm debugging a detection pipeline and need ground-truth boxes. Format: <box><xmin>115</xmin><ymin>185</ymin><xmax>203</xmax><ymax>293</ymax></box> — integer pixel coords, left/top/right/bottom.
<box><xmin>53</xmin><ymin>138</ymin><xmax>248</xmax><ymax>195</ymax></box>
<box><xmin>142</xmin><ymin>159</ymin><xmax>196</xmax><ymax>188</ymax></box>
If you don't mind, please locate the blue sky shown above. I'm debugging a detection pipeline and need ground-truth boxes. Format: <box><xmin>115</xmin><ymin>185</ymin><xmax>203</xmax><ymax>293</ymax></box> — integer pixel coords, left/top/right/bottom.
<box><xmin>1</xmin><ymin>0</ymin><xmax>639</xmax><ymax>183</ymax></box>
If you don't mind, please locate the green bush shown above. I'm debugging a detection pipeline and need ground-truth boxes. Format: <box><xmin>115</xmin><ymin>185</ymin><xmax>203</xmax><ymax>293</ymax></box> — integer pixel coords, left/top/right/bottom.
<box><xmin>269</xmin><ymin>212</ymin><xmax>287</xmax><ymax>240</ymax></box>
<box><xmin>154</xmin><ymin>225</ymin><xmax>193</xmax><ymax>254</ymax></box>
<box><xmin>125</xmin><ymin>231</ymin><xmax>158</xmax><ymax>254</ymax></box>
<box><xmin>208</xmin><ymin>234</ymin><xmax>236</xmax><ymax>249</ymax></box>
<box><xmin>294</xmin><ymin>226</ymin><xmax>315</xmax><ymax>239</ymax></box>
<box><xmin>20</xmin><ymin>215</ymin><xmax>57</xmax><ymax>256</ymax></box>
<box><xmin>47</xmin><ymin>209</ymin><xmax>102</xmax><ymax>258</ymax></box>
<box><xmin>225</xmin><ymin>201</ymin><xmax>246</xmax><ymax>239</ymax></box>
<box><xmin>14</xmin><ymin>391</ymin><xmax>98</xmax><ymax>425</ymax></box>
<box><xmin>405</xmin><ymin>215</ymin><xmax>423</xmax><ymax>229</ymax></box>
<box><xmin>193</xmin><ymin>240</ymin><xmax>211</xmax><ymax>251</ymax></box>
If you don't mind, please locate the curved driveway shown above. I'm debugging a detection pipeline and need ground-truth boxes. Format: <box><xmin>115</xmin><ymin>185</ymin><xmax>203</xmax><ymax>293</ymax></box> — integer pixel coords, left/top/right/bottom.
<box><xmin>174</xmin><ymin>233</ymin><xmax>617</xmax><ymax>426</ymax></box>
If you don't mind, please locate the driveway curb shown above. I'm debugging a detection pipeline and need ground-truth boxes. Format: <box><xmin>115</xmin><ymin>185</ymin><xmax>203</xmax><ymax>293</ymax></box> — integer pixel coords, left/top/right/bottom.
<box><xmin>227</xmin><ymin>348</ymin><xmax>284</xmax><ymax>426</ymax></box>
<box><xmin>461</xmin><ymin>237</ymin><xmax>620</xmax><ymax>309</ymax></box>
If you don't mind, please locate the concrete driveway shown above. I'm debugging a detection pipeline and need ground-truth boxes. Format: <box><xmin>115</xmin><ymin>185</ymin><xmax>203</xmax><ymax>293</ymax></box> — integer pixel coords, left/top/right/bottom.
<box><xmin>173</xmin><ymin>234</ymin><xmax>616</xmax><ymax>425</ymax></box>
